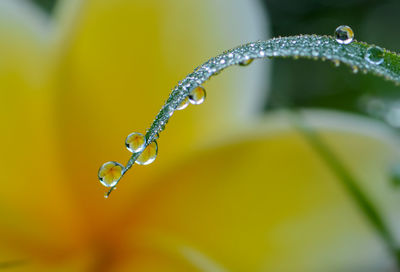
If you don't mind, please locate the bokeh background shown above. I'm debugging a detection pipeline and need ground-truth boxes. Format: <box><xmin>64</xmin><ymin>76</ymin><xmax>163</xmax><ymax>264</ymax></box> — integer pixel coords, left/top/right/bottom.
<box><xmin>0</xmin><ymin>0</ymin><xmax>399</xmax><ymax>271</ymax></box>
<box><xmin>32</xmin><ymin>0</ymin><xmax>400</xmax><ymax>123</ymax></box>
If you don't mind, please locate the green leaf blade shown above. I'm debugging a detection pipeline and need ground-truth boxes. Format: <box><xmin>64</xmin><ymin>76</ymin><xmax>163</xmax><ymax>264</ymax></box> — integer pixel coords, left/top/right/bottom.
<box><xmin>106</xmin><ymin>35</ymin><xmax>400</xmax><ymax>196</ymax></box>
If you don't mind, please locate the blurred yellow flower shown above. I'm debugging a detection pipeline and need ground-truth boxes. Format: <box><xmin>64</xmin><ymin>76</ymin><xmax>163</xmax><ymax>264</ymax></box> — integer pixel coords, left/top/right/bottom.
<box><xmin>0</xmin><ymin>0</ymin><xmax>399</xmax><ymax>271</ymax></box>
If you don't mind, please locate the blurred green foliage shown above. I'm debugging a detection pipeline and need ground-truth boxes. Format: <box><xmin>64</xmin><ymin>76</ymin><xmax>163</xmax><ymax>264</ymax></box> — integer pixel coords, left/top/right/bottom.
<box><xmin>30</xmin><ymin>0</ymin><xmax>57</xmax><ymax>13</ymax></box>
<box><xmin>261</xmin><ymin>0</ymin><xmax>400</xmax><ymax>125</ymax></box>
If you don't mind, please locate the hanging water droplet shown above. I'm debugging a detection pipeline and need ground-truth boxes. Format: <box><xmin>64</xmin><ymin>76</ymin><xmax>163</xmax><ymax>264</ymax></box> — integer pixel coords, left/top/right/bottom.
<box><xmin>177</xmin><ymin>97</ymin><xmax>189</xmax><ymax>110</ymax></box>
<box><xmin>136</xmin><ymin>141</ymin><xmax>158</xmax><ymax>165</ymax></box>
<box><xmin>125</xmin><ymin>132</ymin><xmax>145</xmax><ymax>153</ymax></box>
<box><xmin>335</xmin><ymin>25</ymin><xmax>354</xmax><ymax>45</ymax></box>
<box><xmin>189</xmin><ymin>86</ymin><xmax>206</xmax><ymax>105</ymax></box>
<box><xmin>352</xmin><ymin>65</ymin><xmax>359</xmax><ymax>73</ymax></box>
<box><xmin>365</xmin><ymin>46</ymin><xmax>384</xmax><ymax>65</ymax></box>
<box><xmin>98</xmin><ymin>161</ymin><xmax>125</xmax><ymax>187</ymax></box>
<box><xmin>239</xmin><ymin>58</ymin><xmax>253</xmax><ymax>66</ymax></box>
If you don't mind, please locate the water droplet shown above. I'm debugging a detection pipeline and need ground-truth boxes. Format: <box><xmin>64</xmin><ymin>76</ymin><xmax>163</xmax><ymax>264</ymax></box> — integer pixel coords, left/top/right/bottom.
<box><xmin>352</xmin><ymin>65</ymin><xmax>359</xmax><ymax>73</ymax></box>
<box><xmin>98</xmin><ymin>161</ymin><xmax>125</xmax><ymax>187</ymax></box>
<box><xmin>365</xmin><ymin>46</ymin><xmax>384</xmax><ymax>65</ymax></box>
<box><xmin>136</xmin><ymin>141</ymin><xmax>158</xmax><ymax>165</ymax></box>
<box><xmin>189</xmin><ymin>86</ymin><xmax>206</xmax><ymax>105</ymax></box>
<box><xmin>177</xmin><ymin>97</ymin><xmax>189</xmax><ymax>110</ymax></box>
<box><xmin>239</xmin><ymin>58</ymin><xmax>253</xmax><ymax>66</ymax></box>
<box><xmin>335</xmin><ymin>25</ymin><xmax>354</xmax><ymax>45</ymax></box>
<box><xmin>125</xmin><ymin>132</ymin><xmax>145</xmax><ymax>153</ymax></box>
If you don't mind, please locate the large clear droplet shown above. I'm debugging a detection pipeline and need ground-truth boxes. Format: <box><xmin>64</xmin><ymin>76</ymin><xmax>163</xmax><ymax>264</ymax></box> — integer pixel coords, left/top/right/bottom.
<box><xmin>239</xmin><ymin>58</ymin><xmax>253</xmax><ymax>66</ymax></box>
<box><xmin>136</xmin><ymin>141</ymin><xmax>158</xmax><ymax>165</ymax></box>
<box><xmin>365</xmin><ymin>46</ymin><xmax>384</xmax><ymax>65</ymax></box>
<box><xmin>98</xmin><ymin>161</ymin><xmax>125</xmax><ymax>187</ymax></box>
<box><xmin>125</xmin><ymin>132</ymin><xmax>145</xmax><ymax>153</ymax></box>
<box><xmin>189</xmin><ymin>86</ymin><xmax>206</xmax><ymax>105</ymax></box>
<box><xmin>177</xmin><ymin>97</ymin><xmax>189</xmax><ymax>110</ymax></box>
<box><xmin>335</xmin><ymin>25</ymin><xmax>354</xmax><ymax>45</ymax></box>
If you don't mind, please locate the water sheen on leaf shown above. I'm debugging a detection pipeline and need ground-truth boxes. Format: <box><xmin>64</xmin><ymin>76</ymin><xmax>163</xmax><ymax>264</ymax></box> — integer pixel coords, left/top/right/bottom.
<box><xmin>103</xmin><ymin>34</ymin><xmax>400</xmax><ymax>195</ymax></box>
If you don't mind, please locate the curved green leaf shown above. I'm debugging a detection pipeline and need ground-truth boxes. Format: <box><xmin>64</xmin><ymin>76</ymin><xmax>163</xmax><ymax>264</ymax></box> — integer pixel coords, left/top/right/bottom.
<box><xmin>106</xmin><ymin>34</ymin><xmax>400</xmax><ymax>196</ymax></box>
<box><xmin>100</xmin><ymin>33</ymin><xmax>400</xmax><ymax>269</ymax></box>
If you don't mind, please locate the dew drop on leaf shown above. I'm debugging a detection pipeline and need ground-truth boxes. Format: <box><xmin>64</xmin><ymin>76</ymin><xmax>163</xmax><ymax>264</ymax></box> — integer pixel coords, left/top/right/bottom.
<box><xmin>189</xmin><ymin>86</ymin><xmax>206</xmax><ymax>105</ymax></box>
<box><xmin>335</xmin><ymin>25</ymin><xmax>354</xmax><ymax>45</ymax></box>
<box><xmin>177</xmin><ymin>97</ymin><xmax>189</xmax><ymax>110</ymax></box>
<box><xmin>239</xmin><ymin>58</ymin><xmax>253</xmax><ymax>66</ymax></box>
<box><xmin>136</xmin><ymin>141</ymin><xmax>158</xmax><ymax>165</ymax></box>
<box><xmin>125</xmin><ymin>132</ymin><xmax>146</xmax><ymax>153</ymax></box>
<box><xmin>98</xmin><ymin>161</ymin><xmax>125</xmax><ymax>187</ymax></box>
<box><xmin>365</xmin><ymin>46</ymin><xmax>384</xmax><ymax>65</ymax></box>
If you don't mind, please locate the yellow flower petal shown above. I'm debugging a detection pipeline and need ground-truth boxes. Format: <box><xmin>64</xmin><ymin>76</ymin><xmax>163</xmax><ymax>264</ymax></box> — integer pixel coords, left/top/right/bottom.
<box><xmin>0</xmin><ymin>0</ymin><xmax>82</xmax><ymax>258</ymax></box>
<box><xmin>54</xmin><ymin>0</ymin><xmax>269</xmax><ymax>185</ymax></box>
<box><xmin>122</xmin><ymin>111</ymin><xmax>399</xmax><ymax>271</ymax></box>
<box><xmin>0</xmin><ymin>1</ymin><xmax>270</xmax><ymax>268</ymax></box>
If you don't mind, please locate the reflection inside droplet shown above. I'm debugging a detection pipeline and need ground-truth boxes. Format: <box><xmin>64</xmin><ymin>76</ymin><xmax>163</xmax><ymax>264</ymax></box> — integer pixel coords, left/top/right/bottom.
<box><xmin>98</xmin><ymin>161</ymin><xmax>125</xmax><ymax>187</ymax></box>
<box><xmin>189</xmin><ymin>86</ymin><xmax>206</xmax><ymax>105</ymax></box>
<box><xmin>125</xmin><ymin>132</ymin><xmax>145</xmax><ymax>153</ymax></box>
<box><xmin>365</xmin><ymin>46</ymin><xmax>384</xmax><ymax>65</ymax></box>
<box><xmin>136</xmin><ymin>141</ymin><xmax>158</xmax><ymax>165</ymax></box>
<box><xmin>335</xmin><ymin>25</ymin><xmax>354</xmax><ymax>45</ymax></box>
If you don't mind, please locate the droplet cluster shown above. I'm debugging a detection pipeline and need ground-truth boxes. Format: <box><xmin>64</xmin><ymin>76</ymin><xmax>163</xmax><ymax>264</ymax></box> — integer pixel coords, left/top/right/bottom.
<box><xmin>99</xmin><ymin>25</ymin><xmax>397</xmax><ymax>197</ymax></box>
<box><xmin>98</xmin><ymin>85</ymin><xmax>207</xmax><ymax>196</ymax></box>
